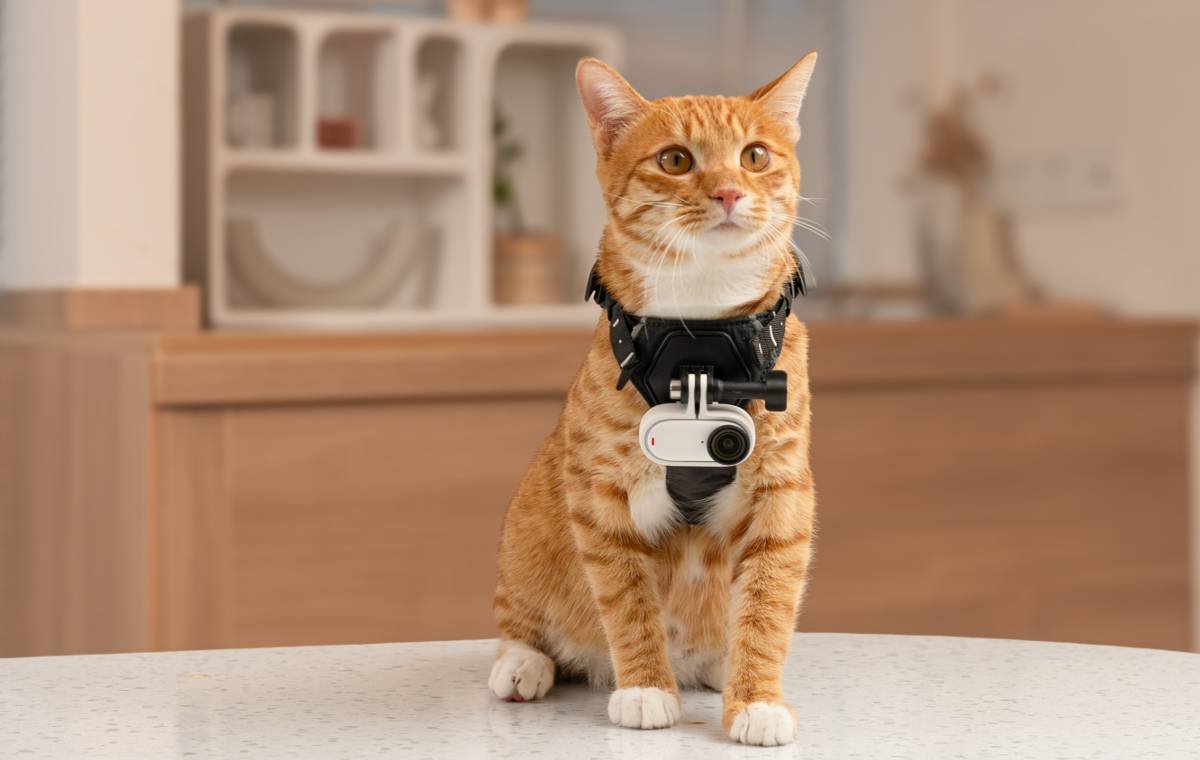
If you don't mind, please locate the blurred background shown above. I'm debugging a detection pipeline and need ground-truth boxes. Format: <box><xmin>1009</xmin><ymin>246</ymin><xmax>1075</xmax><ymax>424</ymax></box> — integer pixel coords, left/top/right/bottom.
<box><xmin>0</xmin><ymin>0</ymin><xmax>1196</xmax><ymax>658</ymax></box>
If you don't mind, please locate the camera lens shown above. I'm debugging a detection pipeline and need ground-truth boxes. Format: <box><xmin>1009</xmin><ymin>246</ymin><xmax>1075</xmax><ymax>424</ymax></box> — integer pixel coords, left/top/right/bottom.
<box><xmin>707</xmin><ymin>425</ymin><xmax>749</xmax><ymax>465</ymax></box>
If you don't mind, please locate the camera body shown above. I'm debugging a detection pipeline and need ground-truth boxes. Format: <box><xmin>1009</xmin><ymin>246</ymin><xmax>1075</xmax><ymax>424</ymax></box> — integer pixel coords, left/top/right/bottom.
<box><xmin>638</xmin><ymin>373</ymin><xmax>756</xmax><ymax>467</ymax></box>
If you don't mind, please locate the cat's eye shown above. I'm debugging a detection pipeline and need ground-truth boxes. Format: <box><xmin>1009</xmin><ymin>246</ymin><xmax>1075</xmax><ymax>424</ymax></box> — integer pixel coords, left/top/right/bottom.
<box><xmin>740</xmin><ymin>143</ymin><xmax>770</xmax><ymax>172</ymax></box>
<box><xmin>657</xmin><ymin>147</ymin><xmax>693</xmax><ymax>175</ymax></box>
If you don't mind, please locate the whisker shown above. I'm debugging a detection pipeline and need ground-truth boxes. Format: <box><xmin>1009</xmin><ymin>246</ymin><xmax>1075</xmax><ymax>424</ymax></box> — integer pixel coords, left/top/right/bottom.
<box><xmin>662</xmin><ymin>221</ymin><xmax>690</xmax><ymax>320</ymax></box>
<box><xmin>787</xmin><ymin>240</ymin><xmax>816</xmax><ymax>288</ymax></box>
<box><xmin>647</xmin><ymin>215</ymin><xmax>682</xmax><ymax>309</ymax></box>
<box><xmin>785</xmin><ymin>214</ymin><xmax>830</xmax><ymax>229</ymax></box>
<box><xmin>603</xmin><ymin>191</ymin><xmax>686</xmax><ymax>209</ymax></box>
<box><xmin>777</xmin><ymin>214</ymin><xmax>832</xmax><ymax>241</ymax></box>
<box><xmin>760</xmin><ymin>218</ymin><xmax>817</xmax><ymax>292</ymax></box>
<box><xmin>663</xmin><ymin>227</ymin><xmax>697</xmax><ymax>336</ymax></box>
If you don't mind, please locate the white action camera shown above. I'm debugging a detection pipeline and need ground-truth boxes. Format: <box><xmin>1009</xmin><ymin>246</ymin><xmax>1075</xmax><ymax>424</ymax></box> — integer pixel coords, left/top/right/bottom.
<box><xmin>639</xmin><ymin>373</ymin><xmax>755</xmax><ymax>467</ymax></box>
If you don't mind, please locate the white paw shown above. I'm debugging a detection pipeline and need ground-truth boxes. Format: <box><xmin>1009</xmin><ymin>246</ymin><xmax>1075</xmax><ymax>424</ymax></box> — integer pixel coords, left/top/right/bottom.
<box><xmin>729</xmin><ymin>702</ymin><xmax>798</xmax><ymax>746</ymax></box>
<box><xmin>488</xmin><ymin>641</ymin><xmax>554</xmax><ymax>702</ymax></box>
<box><xmin>607</xmin><ymin>686</ymin><xmax>681</xmax><ymax>729</ymax></box>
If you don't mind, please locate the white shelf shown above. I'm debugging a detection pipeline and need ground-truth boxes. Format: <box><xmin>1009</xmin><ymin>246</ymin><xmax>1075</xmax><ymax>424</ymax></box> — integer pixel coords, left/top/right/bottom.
<box><xmin>222</xmin><ymin>149</ymin><xmax>468</xmax><ymax>177</ymax></box>
<box><xmin>216</xmin><ymin>303</ymin><xmax>598</xmax><ymax>332</ymax></box>
<box><xmin>183</xmin><ymin>7</ymin><xmax>621</xmax><ymax>330</ymax></box>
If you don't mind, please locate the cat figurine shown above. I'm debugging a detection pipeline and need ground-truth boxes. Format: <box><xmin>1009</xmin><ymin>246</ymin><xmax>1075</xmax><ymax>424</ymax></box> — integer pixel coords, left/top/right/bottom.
<box><xmin>490</xmin><ymin>53</ymin><xmax>819</xmax><ymax>747</ymax></box>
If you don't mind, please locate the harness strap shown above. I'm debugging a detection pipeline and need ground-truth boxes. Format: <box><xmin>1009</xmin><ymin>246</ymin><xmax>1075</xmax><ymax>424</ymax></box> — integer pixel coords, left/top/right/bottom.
<box><xmin>583</xmin><ymin>255</ymin><xmax>809</xmax><ymax>526</ymax></box>
<box><xmin>585</xmin><ymin>255</ymin><xmax>808</xmax><ymax>406</ymax></box>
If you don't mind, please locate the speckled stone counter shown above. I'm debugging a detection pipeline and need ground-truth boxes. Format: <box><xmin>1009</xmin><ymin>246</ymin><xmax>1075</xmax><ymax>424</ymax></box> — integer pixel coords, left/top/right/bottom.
<box><xmin>2</xmin><ymin>633</ymin><xmax>1198</xmax><ymax>758</ymax></box>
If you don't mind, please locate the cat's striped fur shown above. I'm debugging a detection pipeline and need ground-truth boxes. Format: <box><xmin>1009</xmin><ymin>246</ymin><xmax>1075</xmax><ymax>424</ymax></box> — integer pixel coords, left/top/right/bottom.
<box><xmin>491</xmin><ymin>54</ymin><xmax>819</xmax><ymax>747</ymax></box>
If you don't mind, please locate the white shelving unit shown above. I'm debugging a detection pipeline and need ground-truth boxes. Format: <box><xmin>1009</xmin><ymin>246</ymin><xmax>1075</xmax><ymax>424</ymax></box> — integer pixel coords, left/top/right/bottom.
<box><xmin>183</xmin><ymin>7</ymin><xmax>620</xmax><ymax>330</ymax></box>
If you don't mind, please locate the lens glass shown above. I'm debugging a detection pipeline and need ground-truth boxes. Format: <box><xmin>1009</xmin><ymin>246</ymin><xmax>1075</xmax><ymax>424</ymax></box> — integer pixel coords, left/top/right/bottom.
<box><xmin>707</xmin><ymin>425</ymin><xmax>749</xmax><ymax>465</ymax></box>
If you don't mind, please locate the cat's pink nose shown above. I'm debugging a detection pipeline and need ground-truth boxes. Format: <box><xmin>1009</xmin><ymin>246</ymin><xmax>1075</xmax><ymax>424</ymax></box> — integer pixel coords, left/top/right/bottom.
<box><xmin>711</xmin><ymin>188</ymin><xmax>745</xmax><ymax>215</ymax></box>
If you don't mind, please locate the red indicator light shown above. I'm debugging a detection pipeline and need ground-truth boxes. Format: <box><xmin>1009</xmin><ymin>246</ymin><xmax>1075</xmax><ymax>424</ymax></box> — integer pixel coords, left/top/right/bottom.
<box><xmin>650</xmin><ymin>437</ymin><xmax>655</xmax><ymax>446</ymax></box>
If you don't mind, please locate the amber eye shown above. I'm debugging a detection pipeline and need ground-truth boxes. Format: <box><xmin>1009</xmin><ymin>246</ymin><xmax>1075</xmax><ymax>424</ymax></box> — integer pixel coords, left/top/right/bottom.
<box><xmin>657</xmin><ymin>147</ymin><xmax>693</xmax><ymax>175</ymax></box>
<box><xmin>740</xmin><ymin>143</ymin><xmax>770</xmax><ymax>172</ymax></box>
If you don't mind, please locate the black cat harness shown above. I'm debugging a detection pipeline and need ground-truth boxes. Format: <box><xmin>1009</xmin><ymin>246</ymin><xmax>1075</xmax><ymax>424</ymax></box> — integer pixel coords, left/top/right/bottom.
<box><xmin>584</xmin><ymin>257</ymin><xmax>808</xmax><ymax>524</ymax></box>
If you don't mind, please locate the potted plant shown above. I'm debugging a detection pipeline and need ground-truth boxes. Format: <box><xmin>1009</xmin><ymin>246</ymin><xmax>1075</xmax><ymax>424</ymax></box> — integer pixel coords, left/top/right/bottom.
<box><xmin>492</xmin><ymin>108</ymin><xmax>561</xmax><ymax>305</ymax></box>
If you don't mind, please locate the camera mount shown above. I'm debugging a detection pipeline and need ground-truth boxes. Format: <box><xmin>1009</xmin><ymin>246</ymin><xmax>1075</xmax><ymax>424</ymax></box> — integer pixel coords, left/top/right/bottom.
<box><xmin>668</xmin><ymin>368</ymin><xmax>788</xmax><ymax>412</ymax></box>
<box><xmin>638</xmin><ymin>371</ymin><xmax>756</xmax><ymax>468</ymax></box>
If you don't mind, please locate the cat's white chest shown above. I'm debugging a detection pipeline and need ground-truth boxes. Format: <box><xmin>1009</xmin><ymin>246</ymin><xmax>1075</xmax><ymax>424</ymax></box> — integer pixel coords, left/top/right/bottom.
<box><xmin>627</xmin><ymin>476</ymin><xmax>677</xmax><ymax>542</ymax></box>
<box><xmin>634</xmin><ymin>254</ymin><xmax>766</xmax><ymax>319</ymax></box>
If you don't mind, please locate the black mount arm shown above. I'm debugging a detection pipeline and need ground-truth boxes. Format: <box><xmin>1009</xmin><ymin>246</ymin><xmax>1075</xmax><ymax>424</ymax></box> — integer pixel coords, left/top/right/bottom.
<box><xmin>669</xmin><ymin>369</ymin><xmax>788</xmax><ymax>412</ymax></box>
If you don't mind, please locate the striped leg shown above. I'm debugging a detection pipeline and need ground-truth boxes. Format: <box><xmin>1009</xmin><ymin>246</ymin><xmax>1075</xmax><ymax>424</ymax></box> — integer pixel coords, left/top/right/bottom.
<box><xmin>490</xmin><ymin>581</ymin><xmax>555</xmax><ymax>702</ymax></box>
<box><xmin>568</xmin><ymin>487</ymin><xmax>680</xmax><ymax>730</ymax></box>
<box><xmin>722</xmin><ymin>478</ymin><xmax>815</xmax><ymax>746</ymax></box>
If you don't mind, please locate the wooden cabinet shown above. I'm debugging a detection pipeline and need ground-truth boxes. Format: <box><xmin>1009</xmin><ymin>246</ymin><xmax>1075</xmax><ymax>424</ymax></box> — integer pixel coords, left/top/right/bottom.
<box><xmin>1</xmin><ymin>319</ymin><xmax>1195</xmax><ymax>656</ymax></box>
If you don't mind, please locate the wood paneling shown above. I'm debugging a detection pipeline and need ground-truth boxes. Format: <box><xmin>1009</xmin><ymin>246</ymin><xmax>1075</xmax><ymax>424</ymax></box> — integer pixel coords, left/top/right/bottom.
<box><xmin>1</xmin><ymin>318</ymin><xmax>1195</xmax><ymax>656</ymax></box>
<box><xmin>154</xmin><ymin>411</ymin><xmax>234</xmax><ymax>650</ymax></box>
<box><xmin>0</xmin><ymin>341</ymin><xmax>32</xmax><ymax>654</ymax></box>
<box><xmin>221</xmin><ymin>397</ymin><xmax>561</xmax><ymax>646</ymax></box>
<box><xmin>809</xmin><ymin>319</ymin><xmax>1197</xmax><ymax>388</ymax></box>
<box><xmin>151</xmin><ymin>319</ymin><xmax>1198</xmax><ymax>407</ymax></box>
<box><xmin>153</xmin><ymin>329</ymin><xmax>595</xmax><ymax>407</ymax></box>
<box><xmin>804</xmin><ymin>380</ymin><xmax>1192</xmax><ymax>649</ymax></box>
<box><xmin>0</xmin><ymin>331</ymin><xmax>156</xmax><ymax>655</ymax></box>
<box><xmin>0</xmin><ymin>287</ymin><xmax>200</xmax><ymax>331</ymax></box>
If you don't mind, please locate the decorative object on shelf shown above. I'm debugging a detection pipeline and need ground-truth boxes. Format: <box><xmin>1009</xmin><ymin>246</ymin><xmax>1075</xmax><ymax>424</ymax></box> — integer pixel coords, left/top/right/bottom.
<box><xmin>905</xmin><ymin>79</ymin><xmax>1040</xmax><ymax>316</ymax></box>
<box><xmin>227</xmin><ymin>42</ymin><xmax>279</xmax><ymax>147</ymax></box>
<box><xmin>416</xmin><ymin>72</ymin><xmax>445</xmax><ymax>150</ymax></box>
<box><xmin>445</xmin><ymin>0</ymin><xmax>528</xmax><ymax>24</ymax></box>
<box><xmin>490</xmin><ymin>0</ymin><xmax>528</xmax><ymax>23</ymax></box>
<box><xmin>446</xmin><ymin>0</ymin><xmax>485</xmax><ymax>23</ymax></box>
<box><xmin>492</xmin><ymin>108</ymin><xmax>524</xmax><ymax>233</ymax></box>
<box><xmin>225</xmin><ymin>25</ymin><xmax>296</xmax><ymax>149</ymax></box>
<box><xmin>317</xmin><ymin>29</ymin><xmax>394</xmax><ymax>150</ymax></box>
<box><xmin>226</xmin><ymin>218</ymin><xmax>438</xmax><ymax>309</ymax></box>
<box><xmin>316</xmin><ymin>116</ymin><xmax>361</xmax><ymax>149</ymax></box>
<box><xmin>494</xmin><ymin>233</ymin><xmax>561</xmax><ymax>305</ymax></box>
<box><xmin>492</xmin><ymin>107</ymin><xmax>562</xmax><ymax>305</ymax></box>
<box><xmin>227</xmin><ymin>93</ymin><xmax>277</xmax><ymax>148</ymax></box>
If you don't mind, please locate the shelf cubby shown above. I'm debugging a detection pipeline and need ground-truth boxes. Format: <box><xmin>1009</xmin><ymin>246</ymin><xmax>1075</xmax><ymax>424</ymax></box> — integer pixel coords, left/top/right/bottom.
<box><xmin>492</xmin><ymin>41</ymin><xmax>606</xmax><ymax>305</ymax></box>
<box><xmin>220</xmin><ymin>170</ymin><xmax>467</xmax><ymax>318</ymax></box>
<box><xmin>226</xmin><ymin>23</ymin><xmax>299</xmax><ymax>149</ymax></box>
<box><xmin>413</xmin><ymin>35</ymin><xmax>464</xmax><ymax>153</ymax></box>
<box><xmin>316</xmin><ymin>28</ymin><xmax>398</xmax><ymax>151</ymax></box>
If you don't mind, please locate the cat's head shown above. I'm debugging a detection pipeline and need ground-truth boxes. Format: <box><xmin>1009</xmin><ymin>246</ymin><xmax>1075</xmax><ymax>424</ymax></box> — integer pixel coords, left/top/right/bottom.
<box><xmin>576</xmin><ymin>54</ymin><xmax>817</xmax><ymax>314</ymax></box>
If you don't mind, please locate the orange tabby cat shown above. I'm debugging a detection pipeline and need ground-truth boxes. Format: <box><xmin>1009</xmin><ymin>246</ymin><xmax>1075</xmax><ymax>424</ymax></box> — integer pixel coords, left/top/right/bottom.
<box><xmin>489</xmin><ymin>54</ymin><xmax>818</xmax><ymax>747</ymax></box>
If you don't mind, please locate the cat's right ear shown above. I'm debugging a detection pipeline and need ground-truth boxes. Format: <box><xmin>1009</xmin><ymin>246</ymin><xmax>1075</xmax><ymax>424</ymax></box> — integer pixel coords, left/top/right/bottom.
<box><xmin>576</xmin><ymin>58</ymin><xmax>648</xmax><ymax>155</ymax></box>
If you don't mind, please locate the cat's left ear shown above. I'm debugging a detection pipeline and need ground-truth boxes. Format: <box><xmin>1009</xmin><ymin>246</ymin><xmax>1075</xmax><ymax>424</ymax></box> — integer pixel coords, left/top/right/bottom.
<box><xmin>576</xmin><ymin>58</ymin><xmax>649</xmax><ymax>155</ymax></box>
<box><xmin>749</xmin><ymin>52</ymin><xmax>818</xmax><ymax>143</ymax></box>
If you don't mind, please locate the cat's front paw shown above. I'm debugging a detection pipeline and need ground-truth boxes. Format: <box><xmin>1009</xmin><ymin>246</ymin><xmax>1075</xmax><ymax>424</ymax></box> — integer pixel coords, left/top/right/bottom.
<box><xmin>488</xmin><ymin>641</ymin><xmax>555</xmax><ymax>702</ymax></box>
<box><xmin>726</xmin><ymin>701</ymin><xmax>798</xmax><ymax>746</ymax></box>
<box><xmin>607</xmin><ymin>686</ymin><xmax>681</xmax><ymax>729</ymax></box>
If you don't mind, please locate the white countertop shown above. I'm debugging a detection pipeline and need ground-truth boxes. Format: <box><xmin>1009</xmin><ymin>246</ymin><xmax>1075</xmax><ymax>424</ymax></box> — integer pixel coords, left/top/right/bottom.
<box><xmin>2</xmin><ymin>633</ymin><xmax>1198</xmax><ymax>759</ymax></box>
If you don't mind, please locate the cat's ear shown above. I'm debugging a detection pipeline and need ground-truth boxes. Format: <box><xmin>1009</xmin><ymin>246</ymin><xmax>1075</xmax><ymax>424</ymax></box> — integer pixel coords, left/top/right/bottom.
<box><xmin>749</xmin><ymin>52</ymin><xmax>818</xmax><ymax>142</ymax></box>
<box><xmin>576</xmin><ymin>58</ymin><xmax>648</xmax><ymax>154</ymax></box>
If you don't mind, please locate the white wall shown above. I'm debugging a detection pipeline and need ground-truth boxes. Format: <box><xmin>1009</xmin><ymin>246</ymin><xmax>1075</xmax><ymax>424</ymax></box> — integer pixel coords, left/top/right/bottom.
<box><xmin>946</xmin><ymin>0</ymin><xmax>1200</xmax><ymax>317</ymax></box>
<box><xmin>840</xmin><ymin>0</ymin><xmax>1200</xmax><ymax>316</ymax></box>
<box><xmin>835</xmin><ymin>0</ymin><xmax>925</xmax><ymax>284</ymax></box>
<box><xmin>75</xmin><ymin>0</ymin><xmax>180</xmax><ymax>287</ymax></box>
<box><xmin>0</xmin><ymin>2</ymin><xmax>80</xmax><ymax>286</ymax></box>
<box><xmin>0</xmin><ymin>0</ymin><xmax>179</xmax><ymax>289</ymax></box>
<box><xmin>843</xmin><ymin>0</ymin><xmax>1200</xmax><ymax>648</ymax></box>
